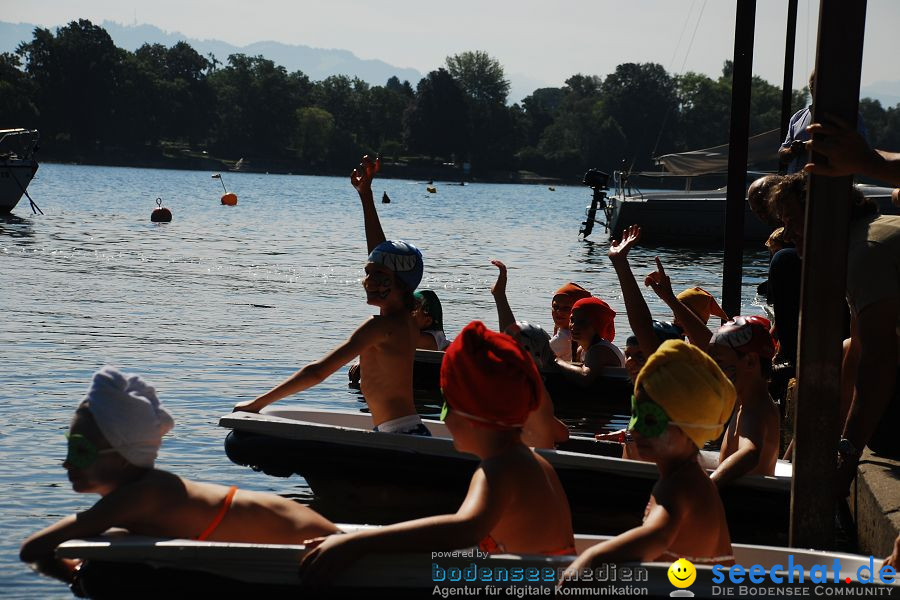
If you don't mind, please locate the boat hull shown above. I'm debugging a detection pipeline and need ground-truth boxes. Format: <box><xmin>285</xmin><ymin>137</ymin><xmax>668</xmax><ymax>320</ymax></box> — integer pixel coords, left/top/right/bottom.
<box><xmin>57</xmin><ymin>531</ymin><xmax>895</xmax><ymax>598</ymax></box>
<box><xmin>608</xmin><ymin>185</ymin><xmax>898</xmax><ymax>246</ymax></box>
<box><xmin>0</xmin><ymin>159</ymin><xmax>38</xmax><ymax>213</ymax></box>
<box><xmin>220</xmin><ymin>409</ymin><xmax>791</xmax><ymax>544</ymax></box>
<box><xmin>378</xmin><ymin>350</ymin><xmax>633</xmax><ymax>413</ymax></box>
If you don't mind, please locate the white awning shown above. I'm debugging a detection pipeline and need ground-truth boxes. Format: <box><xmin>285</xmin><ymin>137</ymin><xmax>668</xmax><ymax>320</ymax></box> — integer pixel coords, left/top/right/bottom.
<box><xmin>654</xmin><ymin>129</ymin><xmax>782</xmax><ymax>176</ymax></box>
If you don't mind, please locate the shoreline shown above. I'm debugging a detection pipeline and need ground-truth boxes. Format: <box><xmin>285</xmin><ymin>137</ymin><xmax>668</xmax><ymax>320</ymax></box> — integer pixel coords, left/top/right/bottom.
<box><xmin>36</xmin><ymin>150</ymin><xmax>574</xmax><ymax>186</ymax></box>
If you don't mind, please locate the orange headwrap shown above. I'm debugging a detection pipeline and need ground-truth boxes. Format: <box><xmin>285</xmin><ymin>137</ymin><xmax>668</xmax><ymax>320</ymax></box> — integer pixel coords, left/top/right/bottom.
<box><xmin>571</xmin><ymin>297</ymin><xmax>616</xmax><ymax>343</ymax></box>
<box><xmin>440</xmin><ymin>321</ymin><xmax>542</xmax><ymax>430</ymax></box>
<box><xmin>676</xmin><ymin>287</ymin><xmax>729</xmax><ymax>324</ymax></box>
<box><xmin>553</xmin><ymin>282</ymin><xmax>592</xmax><ymax>302</ymax></box>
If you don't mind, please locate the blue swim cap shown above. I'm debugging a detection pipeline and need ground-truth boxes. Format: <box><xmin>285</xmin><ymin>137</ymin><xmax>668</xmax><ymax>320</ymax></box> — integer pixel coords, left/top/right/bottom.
<box><xmin>367</xmin><ymin>240</ymin><xmax>424</xmax><ymax>291</ymax></box>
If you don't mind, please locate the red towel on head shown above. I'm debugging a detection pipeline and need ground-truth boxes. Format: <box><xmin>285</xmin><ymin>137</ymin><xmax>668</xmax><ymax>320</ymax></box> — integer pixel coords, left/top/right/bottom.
<box><xmin>572</xmin><ymin>297</ymin><xmax>616</xmax><ymax>343</ymax></box>
<box><xmin>553</xmin><ymin>282</ymin><xmax>592</xmax><ymax>302</ymax></box>
<box><xmin>440</xmin><ymin>321</ymin><xmax>542</xmax><ymax>429</ymax></box>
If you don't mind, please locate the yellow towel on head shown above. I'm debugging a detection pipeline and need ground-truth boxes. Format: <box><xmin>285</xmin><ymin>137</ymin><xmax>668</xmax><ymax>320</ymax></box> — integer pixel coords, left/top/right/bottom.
<box><xmin>676</xmin><ymin>287</ymin><xmax>729</xmax><ymax>324</ymax></box>
<box><xmin>634</xmin><ymin>340</ymin><xmax>736</xmax><ymax>449</ymax></box>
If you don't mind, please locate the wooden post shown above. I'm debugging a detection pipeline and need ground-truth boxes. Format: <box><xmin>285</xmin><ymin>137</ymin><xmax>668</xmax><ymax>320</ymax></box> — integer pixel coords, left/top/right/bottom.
<box><xmin>780</xmin><ymin>0</ymin><xmax>799</xmax><ymax>145</ymax></box>
<box><xmin>721</xmin><ymin>0</ymin><xmax>756</xmax><ymax>318</ymax></box>
<box><xmin>789</xmin><ymin>0</ymin><xmax>867</xmax><ymax>550</ymax></box>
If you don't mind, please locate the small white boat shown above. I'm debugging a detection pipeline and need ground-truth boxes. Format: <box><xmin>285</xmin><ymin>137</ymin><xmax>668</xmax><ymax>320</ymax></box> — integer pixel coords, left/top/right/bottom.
<box><xmin>220</xmin><ymin>408</ymin><xmax>791</xmax><ymax>543</ymax></box>
<box><xmin>0</xmin><ymin>128</ymin><xmax>39</xmax><ymax>214</ymax></box>
<box><xmin>598</xmin><ymin>129</ymin><xmax>898</xmax><ymax>245</ymax></box>
<box><xmin>56</xmin><ymin>526</ymin><xmax>896</xmax><ymax>598</ymax></box>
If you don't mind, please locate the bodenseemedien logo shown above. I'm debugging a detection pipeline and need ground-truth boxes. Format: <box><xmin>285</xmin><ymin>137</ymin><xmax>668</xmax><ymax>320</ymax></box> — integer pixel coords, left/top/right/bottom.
<box><xmin>668</xmin><ymin>558</ymin><xmax>697</xmax><ymax>597</ymax></box>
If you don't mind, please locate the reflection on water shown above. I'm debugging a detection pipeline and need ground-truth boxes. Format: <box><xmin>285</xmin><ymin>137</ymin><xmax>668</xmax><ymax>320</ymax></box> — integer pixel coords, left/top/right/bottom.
<box><xmin>0</xmin><ymin>213</ymin><xmax>34</xmax><ymax>240</ymax></box>
<box><xmin>0</xmin><ymin>163</ymin><xmax>772</xmax><ymax>596</ymax></box>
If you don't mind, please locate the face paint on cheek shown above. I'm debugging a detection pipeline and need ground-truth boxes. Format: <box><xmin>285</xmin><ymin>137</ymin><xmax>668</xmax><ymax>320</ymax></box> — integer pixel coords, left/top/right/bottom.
<box><xmin>364</xmin><ymin>271</ymin><xmax>394</xmax><ymax>299</ymax></box>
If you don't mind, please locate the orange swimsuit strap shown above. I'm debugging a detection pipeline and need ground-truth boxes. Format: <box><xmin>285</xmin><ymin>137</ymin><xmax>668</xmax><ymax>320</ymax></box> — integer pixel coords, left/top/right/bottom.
<box><xmin>197</xmin><ymin>486</ymin><xmax>238</xmax><ymax>541</ymax></box>
<box><xmin>479</xmin><ymin>535</ymin><xmax>576</xmax><ymax>557</ymax></box>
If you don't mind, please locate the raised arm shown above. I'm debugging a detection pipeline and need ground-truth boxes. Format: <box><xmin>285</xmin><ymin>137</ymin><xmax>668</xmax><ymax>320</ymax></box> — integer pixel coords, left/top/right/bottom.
<box><xmin>490</xmin><ymin>260</ymin><xmax>517</xmax><ymax>332</ymax></box>
<box><xmin>645</xmin><ymin>257</ymin><xmax>712</xmax><ymax>347</ymax></box>
<box><xmin>234</xmin><ymin>317</ymin><xmax>387</xmax><ymax>413</ymax></box>
<box><xmin>351</xmin><ymin>155</ymin><xmax>387</xmax><ymax>253</ymax></box>
<box><xmin>299</xmin><ymin>467</ymin><xmax>508</xmax><ymax>585</ymax></box>
<box><xmin>608</xmin><ymin>225</ymin><xmax>660</xmax><ymax>357</ymax></box>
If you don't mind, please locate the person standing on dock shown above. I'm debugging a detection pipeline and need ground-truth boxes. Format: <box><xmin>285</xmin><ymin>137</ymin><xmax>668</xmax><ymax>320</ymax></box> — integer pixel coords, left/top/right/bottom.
<box><xmin>234</xmin><ymin>156</ymin><xmax>430</xmax><ymax>436</ymax></box>
<box><xmin>778</xmin><ymin>71</ymin><xmax>868</xmax><ymax>174</ymax></box>
<box><xmin>769</xmin><ymin>172</ymin><xmax>900</xmax><ymax>492</ymax></box>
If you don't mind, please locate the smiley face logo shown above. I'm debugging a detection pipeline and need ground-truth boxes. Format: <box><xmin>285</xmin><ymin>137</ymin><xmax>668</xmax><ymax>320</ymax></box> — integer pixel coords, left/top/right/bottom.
<box><xmin>668</xmin><ymin>558</ymin><xmax>696</xmax><ymax>588</ymax></box>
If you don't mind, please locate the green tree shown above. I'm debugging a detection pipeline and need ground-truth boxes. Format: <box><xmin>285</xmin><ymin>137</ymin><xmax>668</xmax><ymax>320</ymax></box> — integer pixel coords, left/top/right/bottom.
<box><xmin>208</xmin><ymin>54</ymin><xmax>298</xmax><ymax>156</ymax></box>
<box><xmin>17</xmin><ymin>20</ymin><xmax>123</xmax><ymax>148</ymax></box>
<box><xmin>403</xmin><ymin>69</ymin><xmax>469</xmax><ymax>160</ymax></box>
<box><xmin>521</xmin><ymin>87</ymin><xmax>564</xmax><ymax>147</ymax></box>
<box><xmin>0</xmin><ymin>52</ymin><xmax>38</xmax><ymax>127</ymax></box>
<box><xmin>293</xmin><ymin>106</ymin><xmax>335</xmax><ymax>164</ymax></box>
<box><xmin>445</xmin><ymin>50</ymin><xmax>510</xmax><ymax>106</ymax></box>
<box><xmin>598</xmin><ymin>62</ymin><xmax>678</xmax><ymax>168</ymax></box>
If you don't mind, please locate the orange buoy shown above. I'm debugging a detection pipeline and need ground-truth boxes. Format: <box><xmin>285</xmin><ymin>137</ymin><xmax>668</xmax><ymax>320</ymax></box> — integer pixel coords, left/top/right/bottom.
<box><xmin>151</xmin><ymin>197</ymin><xmax>172</xmax><ymax>222</ymax></box>
<box><xmin>221</xmin><ymin>193</ymin><xmax>238</xmax><ymax>206</ymax></box>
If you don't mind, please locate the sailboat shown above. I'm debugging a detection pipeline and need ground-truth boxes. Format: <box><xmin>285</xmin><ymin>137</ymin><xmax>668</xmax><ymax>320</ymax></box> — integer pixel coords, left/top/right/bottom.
<box><xmin>594</xmin><ymin>129</ymin><xmax>896</xmax><ymax>246</ymax></box>
<box><xmin>0</xmin><ymin>129</ymin><xmax>40</xmax><ymax>214</ymax></box>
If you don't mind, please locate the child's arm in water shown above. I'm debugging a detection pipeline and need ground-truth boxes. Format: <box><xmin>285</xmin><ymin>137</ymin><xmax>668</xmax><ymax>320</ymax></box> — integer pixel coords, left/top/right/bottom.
<box><xmin>352</xmin><ymin>155</ymin><xmax>387</xmax><ymax>254</ymax></box>
<box><xmin>608</xmin><ymin>225</ymin><xmax>661</xmax><ymax>358</ymax></box>
<box><xmin>298</xmin><ymin>467</ymin><xmax>509</xmax><ymax>585</ymax></box>
<box><xmin>644</xmin><ymin>257</ymin><xmax>712</xmax><ymax>347</ymax></box>
<box><xmin>561</xmin><ymin>500</ymin><xmax>679</xmax><ymax>578</ymax></box>
<box><xmin>20</xmin><ymin>483</ymin><xmax>151</xmax><ymax>582</ymax></box>
<box><xmin>234</xmin><ymin>316</ymin><xmax>391</xmax><ymax>413</ymax></box>
<box><xmin>490</xmin><ymin>260</ymin><xmax>517</xmax><ymax>332</ymax></box>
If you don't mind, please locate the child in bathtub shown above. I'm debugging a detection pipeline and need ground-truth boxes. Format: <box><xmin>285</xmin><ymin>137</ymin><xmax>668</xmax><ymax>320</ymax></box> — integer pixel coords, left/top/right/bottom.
<box><xmin>20</xmin><ymin>367</ymin><xmax>337</xmax><ymax>585</ymax></box>
<box><xmin>561</xmin><ymin>340</ymin><xmax>735</xmax><ymax>584</ymax></box>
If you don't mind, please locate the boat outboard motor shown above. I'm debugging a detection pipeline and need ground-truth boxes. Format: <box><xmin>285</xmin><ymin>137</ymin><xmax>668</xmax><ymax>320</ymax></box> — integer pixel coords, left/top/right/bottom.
<box><xmin>579</xmin><ymin>168</ymin><xmax>611</xmax><ymax>239</ymax></box>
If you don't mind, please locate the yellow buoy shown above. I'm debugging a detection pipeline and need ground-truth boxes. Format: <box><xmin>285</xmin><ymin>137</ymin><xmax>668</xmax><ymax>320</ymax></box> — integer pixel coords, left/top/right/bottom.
<box><xmin>426</xmin><ymin>186</ymin><xmax>437</xmax><ymax>194</ymax></box>
<box><xmin>221</xmin><ymin>193</ymin><xmax>238</xmax><ymax>206</ymax></box>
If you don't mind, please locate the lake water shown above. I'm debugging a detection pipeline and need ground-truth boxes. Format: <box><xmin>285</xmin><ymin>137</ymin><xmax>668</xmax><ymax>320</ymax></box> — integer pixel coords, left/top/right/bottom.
<box><xmin>0</xmin><ymin>163</ymin><xmax>770</xmax><ymax>597</ymax></box>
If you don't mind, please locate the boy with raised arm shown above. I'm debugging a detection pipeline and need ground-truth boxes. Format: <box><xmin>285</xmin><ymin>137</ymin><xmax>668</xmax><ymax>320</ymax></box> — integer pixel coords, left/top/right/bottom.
<box><xmin>234</xmin><ymin>156</ymin><xmax>429</xmax><ymax>436</ymax></box>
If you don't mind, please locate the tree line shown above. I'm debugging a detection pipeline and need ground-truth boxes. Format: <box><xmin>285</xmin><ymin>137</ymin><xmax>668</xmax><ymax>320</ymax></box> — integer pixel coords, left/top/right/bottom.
<box><xmin>3</xmin><ymin>19</ymin><xmax>899</xmax><ymax>178</ymax></box>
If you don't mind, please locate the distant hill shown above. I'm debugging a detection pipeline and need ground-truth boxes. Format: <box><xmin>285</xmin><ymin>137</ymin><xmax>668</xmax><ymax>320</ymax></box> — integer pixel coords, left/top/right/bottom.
<box><xmin>860</xmin><ymin>81</ymin><xmax>900</xmax><ymax>109</ymax></box>
<box><xmin>0</xmin><ymin>20</ymin><xmax>424</xmax><ymax>88</ymax></box>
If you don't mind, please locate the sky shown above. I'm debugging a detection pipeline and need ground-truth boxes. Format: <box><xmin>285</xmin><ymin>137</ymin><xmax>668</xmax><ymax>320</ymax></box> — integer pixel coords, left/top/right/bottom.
<box><xmin>3</xmin><ymin>0</ymin><xmax>898</xmax><ymax>93</ymax></box>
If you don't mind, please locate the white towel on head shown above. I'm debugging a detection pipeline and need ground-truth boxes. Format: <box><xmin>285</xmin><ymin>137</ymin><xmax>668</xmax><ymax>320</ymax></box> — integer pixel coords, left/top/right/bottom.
<box><xmin>84</xmin><ymin>366</ymin><xmax>175</xmax><ymax>468</ymax></box>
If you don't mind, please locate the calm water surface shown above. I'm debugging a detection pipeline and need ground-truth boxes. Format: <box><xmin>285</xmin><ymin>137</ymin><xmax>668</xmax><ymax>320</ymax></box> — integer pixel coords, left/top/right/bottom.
<box><xmin>0</xmin><ymin>163</ymin><xmax>769</xmax><ymax>597</ymax></box>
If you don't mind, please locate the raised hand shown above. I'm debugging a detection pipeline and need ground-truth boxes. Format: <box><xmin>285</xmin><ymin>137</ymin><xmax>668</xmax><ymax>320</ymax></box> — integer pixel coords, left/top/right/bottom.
<box><xmin>608</xmin><ymin>224</ymin><xmax>642</xmax><ymax>263</ymax></box>
<box><xmin>490</xmin><ymin>259</ymin><xmax>508</xmax><ymax>297</ymax></box>
<box><xmin>350</xmin><ymin>155</ymin><xmax>382</xmax><ymax>193</ymax></box>
<box><xmin>644</xmin><ymin>257</ymin><xmax>675</xmax><ymax>301</ymax></box>
<box><xmin>803</xmin><ymin>115</ymin><xmax>877</xmax><ymax>178</ymax></box>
